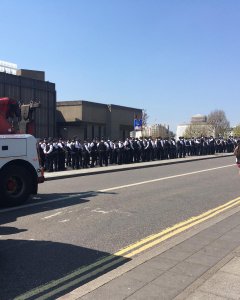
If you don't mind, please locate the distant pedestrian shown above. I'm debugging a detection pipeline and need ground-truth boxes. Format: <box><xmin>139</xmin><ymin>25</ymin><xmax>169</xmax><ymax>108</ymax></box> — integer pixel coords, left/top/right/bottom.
<box><xmin>234</xmin><ymin>140</ymin><xmax>240</xmax><ymax>174</ymax></box>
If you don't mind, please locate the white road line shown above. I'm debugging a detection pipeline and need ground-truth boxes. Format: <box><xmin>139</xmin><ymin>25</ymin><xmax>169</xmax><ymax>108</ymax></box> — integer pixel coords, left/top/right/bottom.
<box><xmin>0</xmin><ymin>164</ymin><xmax>235</xmax><ymax>213</ymax></box>
<box><xmin>99</xmin><ymin>164</ymin><xmax>235</xmax><ymax>192</ymax></box>
<box><xmin>59</xmin><ymin>219</ymin><xmax>70</xmax><ymax>223</ymax></box>
<box><xmin>91</xmin><ymin>209</ymin><xmax>110</xmax><ymax>214</ymax></box>
<box><xmin>0</xmin><ymin>192</ymin><xmax>94</xmax><ymax>213</ymax></box>
<box><xmin>41</xmin><ymin>212</ymin><xmax>62</xmax><ymax>220</ymax></box>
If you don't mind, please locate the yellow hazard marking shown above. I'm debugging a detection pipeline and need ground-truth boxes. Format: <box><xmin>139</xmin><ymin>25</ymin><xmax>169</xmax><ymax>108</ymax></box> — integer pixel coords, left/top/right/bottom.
<box><xmin>16</xmin><ymin>194</ymin><xmax>240</xmax><ymax>300</ymax></box>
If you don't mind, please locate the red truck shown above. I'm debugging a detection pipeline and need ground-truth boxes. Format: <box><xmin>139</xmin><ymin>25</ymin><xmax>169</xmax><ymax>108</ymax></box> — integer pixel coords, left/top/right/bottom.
<box><xmin>0</xmin><ymin>97</ymin><xmax>44</xmax><ymax>207</ymax></box>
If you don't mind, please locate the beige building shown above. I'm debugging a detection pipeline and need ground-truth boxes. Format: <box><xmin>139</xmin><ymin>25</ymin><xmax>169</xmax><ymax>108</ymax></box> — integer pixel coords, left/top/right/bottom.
<box><xmin>176</xmin><ymin>114</ymin><xmax>209</xmax><ymax>139</ymax></box>
<box><xmin>143</xmin><ymin>124</ymin><xmax>169</xmax><ymax>139</ymax></box>
<box><xmin>56</xmin><ymin>100</ymin><xmax>142</xmax><ymax>141</ymax></box>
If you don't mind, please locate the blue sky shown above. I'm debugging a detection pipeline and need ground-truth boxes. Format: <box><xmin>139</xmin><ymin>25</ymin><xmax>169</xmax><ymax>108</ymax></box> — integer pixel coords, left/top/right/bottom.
<box><xmin>1</xmin><ymin>0</ymin><xmax>239</xmax><ymax>132</ymax></box>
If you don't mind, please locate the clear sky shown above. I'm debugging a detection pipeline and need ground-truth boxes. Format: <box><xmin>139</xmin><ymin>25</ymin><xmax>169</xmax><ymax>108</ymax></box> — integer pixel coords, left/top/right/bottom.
<box><xmin>1</xmin><ymin>0</ymin><xmax>239</xmax><ymax>132</ymax></box>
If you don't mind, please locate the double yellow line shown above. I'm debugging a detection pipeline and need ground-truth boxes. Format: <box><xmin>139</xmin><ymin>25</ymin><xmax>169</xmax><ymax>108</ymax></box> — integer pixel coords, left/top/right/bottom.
<box><xmin>16</xmin><ymin>195</ymin><xmax>240</xmax><ymax>300</ymax></box>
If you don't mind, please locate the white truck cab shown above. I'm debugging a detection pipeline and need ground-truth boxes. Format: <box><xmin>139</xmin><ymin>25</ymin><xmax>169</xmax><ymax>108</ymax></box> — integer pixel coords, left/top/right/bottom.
<box><xmin>0</xmin><ymin>134</ymin><xmax>44</xmax><ymax>206</ymax></box>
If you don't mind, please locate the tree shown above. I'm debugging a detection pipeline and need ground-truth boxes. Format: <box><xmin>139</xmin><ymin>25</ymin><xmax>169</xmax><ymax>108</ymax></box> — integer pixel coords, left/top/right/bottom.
<box><xmin>142</xmin><ymin>109</ymin><xmax>149</xmax><ymax>129</ymax></box>
<box><xmin>183</xmin><ymin>124</ymin><xmax>212</xmax><ymax>138</ymax></box>
<box><xmin>207</xmin><ymin>110</ymin><xmax>230</xmax><ymax>137</ymax></box>
<box><xmin>233</xmin><ymin>124</ymin><xmax>240</xmax><ymax>137</ymax></box>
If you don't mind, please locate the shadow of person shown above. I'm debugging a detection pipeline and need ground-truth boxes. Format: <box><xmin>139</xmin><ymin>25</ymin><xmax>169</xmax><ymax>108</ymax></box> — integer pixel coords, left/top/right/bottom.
<box><xmin>0</xmin><ymin>238</ymin><xmax>131</xmax><ymax>300</ymax></box>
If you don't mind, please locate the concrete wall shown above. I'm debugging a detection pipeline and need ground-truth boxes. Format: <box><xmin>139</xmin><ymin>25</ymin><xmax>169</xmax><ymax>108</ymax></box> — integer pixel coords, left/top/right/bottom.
<box><xmin>58</xmin><ymin>125</ymin><xmax>85</xmax><ymax>140</ymax></box>
<box><xmin>57</xmin><ymin>101</ymin><xmax>83</xmax><ymax>122</ymax></box>
<box><xmin>110</xmin><ymin>105</ymin><xmax>140</xmax><ymax>140</ymax></box>
<box><xmin>56</xmin><ymin>100</ymin><xmax>142</xmax><ymax>141</ymax></box>
<box><xmin>16</xmin><ymin>69</ymin><xmax>45</xmax><ymax>81</ymax></box>
<box><xmin>82</xmin><ymin>101</ymin><xmax>107</xmax><ymax>123</ymax></box>
<box><xmin>0</xmin><ymin>72</ymin><xmax>56</xmax><ymax>138</ymax></box>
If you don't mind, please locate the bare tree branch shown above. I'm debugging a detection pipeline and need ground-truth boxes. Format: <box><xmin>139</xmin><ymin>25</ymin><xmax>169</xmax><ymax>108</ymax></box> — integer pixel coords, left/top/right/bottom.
<box><xmin>142</xmin><ymin>109</ymin><xmax>149</xmax><ymax>128</ymax></box>
<box><xmin>207</xmin><ymin>110</ymin><xmax>230</xmax><ymax>137</ymax></box>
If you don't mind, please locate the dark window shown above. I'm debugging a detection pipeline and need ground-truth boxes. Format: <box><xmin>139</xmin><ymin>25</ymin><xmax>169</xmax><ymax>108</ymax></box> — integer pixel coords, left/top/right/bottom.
<box><xmin>123</xmin><ymin>130</ymin><xmax>126</xmax><ymax>140</ymax></box>
<box><xmin>84</xmin><ymin>125</ymin><xmax>87</xmax><ymax>140</ymax></box>
<box><xmin>103</xmin><ymin>126</ymin><xmax>106</xmax><ymax>138</ymax></box>
<box><xmin>92</xmin><ymin>125</ymin><xmax>94</xmax><ymax>139</ymax></box>
<box><xmin>98</xmin><ymin>126</ymin><xmax>101</xmax><ymax>138</ymax></box>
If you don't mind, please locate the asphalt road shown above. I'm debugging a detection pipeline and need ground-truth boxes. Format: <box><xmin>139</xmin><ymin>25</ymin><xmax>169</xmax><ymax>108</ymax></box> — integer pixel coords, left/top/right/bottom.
<box><xmin>1</xmin><ymin>156</ymin><xmax>239</xmax><ymax>300</ymax></box>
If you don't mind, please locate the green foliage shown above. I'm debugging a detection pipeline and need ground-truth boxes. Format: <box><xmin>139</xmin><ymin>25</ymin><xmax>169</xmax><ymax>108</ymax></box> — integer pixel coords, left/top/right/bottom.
<box><xmin>233</xmin><ymin>124</ymin><xmax>240</xmax><ymax>137</ymax></box>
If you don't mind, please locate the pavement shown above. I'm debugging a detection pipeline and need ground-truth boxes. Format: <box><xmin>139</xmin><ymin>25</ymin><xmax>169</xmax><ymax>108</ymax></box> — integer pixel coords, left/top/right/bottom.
<box><xmin>44</xmin><ymin>153</ymin><xmax>240</xmax><ymax>300</ymax></box>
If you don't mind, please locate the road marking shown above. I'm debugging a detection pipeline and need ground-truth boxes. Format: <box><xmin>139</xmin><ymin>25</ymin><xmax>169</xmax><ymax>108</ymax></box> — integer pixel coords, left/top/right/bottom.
<box><xmin>15</xmin><ymin>193</ymin><xmax>240</xmax><ymax>300</ymax></box>
<box><xmin>91</xmin><ymin>208</ymin><xmax>110</xmax><ymax>214</ymax></box>
<box><xmin>0</xmin><ymin>191</ymin><xmax>95</xmax><ymax>213</ymax></box>
<box><xmin>99</xmin><ymin>164</ymin><xmax>235</xmax><ymax>192</ymax></box>
<box><xmin>59</xmin><ymin>219</ymin><xmax>70</xmax><ymax>223</ymax></box>
<box><xmin>0</xmin><ymin>164</ymin><xmax>235</xmax><ymax>214</ymax></box>
<box><xmin>41</xmin><ymin>212</ymin><xmax>62</xmax><ymax>220</ymax></box>
<box><xmin>123</xmin><ymin>195</ymin><xmax>240</xmax><ymax>258</ymax></box>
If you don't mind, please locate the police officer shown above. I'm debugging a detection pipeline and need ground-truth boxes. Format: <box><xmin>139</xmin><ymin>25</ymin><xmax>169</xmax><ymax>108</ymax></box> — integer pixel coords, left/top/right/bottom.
<box><xmin>163</xmin><ymin>138</ymin><xmax>170</xmax><ymax>159</ymax></box>
<box><xmin>97</xmin><ymin>138</ymin><xmax>108</xmax><ymax>167</ymax></box>
<box><xmin>132</xmin><ymin>138</ymin><xmax>141</xmax><ymax>163</ymax></box>
<box><xmin>209</xmin><ymin>136</ymin><xmax>215</xmax><ymax>155</ymax></box>
<box><xmin>107</xmin><ymin>139</ymin><xmax>114</xmax><ymax>165</ymax></box>
<box><xmin>82</xmin><ymin>141</ymin><xmax>90</xmax><ymax>168</ymax></box>
<box><xmin>169</xmin><ymin>138</ymin><xmax>176</xmax><ymax>159</ymax></box>
<box><xmin>52</xmin><ymin>139</ymin><xmax>59</xmax><ymax>171</ymax></box>
<box><xmin>90</xmin><ymin>138</ymin><xmax>98</xmax><ymax>167</ymax></box>
<box><xmin>117</xmin><ymin>140</ymin><xmax>124</xmax><ymax>165</ymax></box>
<box><xmin>39</xmin><ymin>138</ymin><xmax>47</xmax><ymax>169</ymax></box>
<box><xmin>74</xmin><ymin>139</ymin><xmax>83</xmax><ymax>169</ymax></box>
<box><xmin>44</xmin><ymin>138</ymin><xmax>54</xmax><ymax>172</ymax></box>
<box><xmin>155</xmin><ymin>137</ymin><xmax>164</xmax><ymax>160</ymax></box>
<box><xmin>68</xmin><ymin>138</ymin><xmax>78</xmax><ymax>169</ymax></box>
<box><xmin>123</xmin><ymin>138</ymin><xmax>131</xmax><ymax>163</ymax></box>
<box><xmin>58</xmin><ymin>138</ymin><xmax>67</xmax><ymax>171</ymax></box>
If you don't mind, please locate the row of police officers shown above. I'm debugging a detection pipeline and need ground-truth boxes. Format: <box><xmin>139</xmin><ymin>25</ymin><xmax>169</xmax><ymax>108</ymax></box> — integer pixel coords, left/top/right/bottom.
<box><xmin>38</xmin><ymin>136</ymin><xmax>238</xmax><ymax>172</ymax></box>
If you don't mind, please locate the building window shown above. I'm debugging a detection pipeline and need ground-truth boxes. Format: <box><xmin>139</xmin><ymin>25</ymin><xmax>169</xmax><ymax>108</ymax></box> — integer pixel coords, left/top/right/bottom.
<box><xmin>123</xmin><ymin>129</ymin><xmax>126</xmax><ymax>140</ymax></box>
<box><xmin>98</xmin><ymin>126</ymin><xmax>101</xmax><ymax>139</ymax></box>
<box><xmin>103</xmin><ymin>126</ymin><xmax>106</xmax><ymax>138</ymax></box>
<box><xmin>92</xmin><ymin>125</ymin><xmax>94</xmax><ymax>139</ymax></box>
<box><xmin>84</xmin><ymin>125</ymin><xmax>87</xmax><ymax>140</ymax></box>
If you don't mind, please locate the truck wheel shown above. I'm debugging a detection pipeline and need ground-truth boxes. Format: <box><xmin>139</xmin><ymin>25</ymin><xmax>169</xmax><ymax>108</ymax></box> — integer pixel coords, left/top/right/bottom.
<box><xmin>0</xmin><ymin>165</ymin><xmax>32</xmax><ymax>207</ymax></box>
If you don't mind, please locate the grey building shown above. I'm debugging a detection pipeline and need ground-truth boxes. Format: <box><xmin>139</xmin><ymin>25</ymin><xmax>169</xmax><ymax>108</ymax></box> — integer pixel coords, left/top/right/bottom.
<box><xmin>0</xmin><ymin>66</ymin><xmax>56</xmax><ymax>138</ymax></box>
<box><xmin>57</xmin><ymin>100</ymin><xmax>142</xmax><ymax>141</ymax></box>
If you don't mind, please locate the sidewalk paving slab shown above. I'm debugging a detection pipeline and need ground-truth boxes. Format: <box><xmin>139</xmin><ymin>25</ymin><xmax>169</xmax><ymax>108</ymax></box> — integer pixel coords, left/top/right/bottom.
<box><xmin>184</xmin><ymin>257</ymin><xmax>240</xmax><ymax>300</ymax></box>
<box><xmin>57</xmin><ymin>209</ymin><xmax>240</xmax><ymax>300</ymax></box>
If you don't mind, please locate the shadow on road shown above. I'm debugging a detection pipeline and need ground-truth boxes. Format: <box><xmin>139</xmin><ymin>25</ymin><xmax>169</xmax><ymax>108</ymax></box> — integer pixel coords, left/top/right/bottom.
<box><xmin>0</xmin><ymin>190</ymin><xmax>116</xmax><ymax>226</ymax></box>
<box><xmin>0</xmin><ymin>238</ymin><xmax>130</xmax><ymax>300</ymax></box>
<box><xmin>0</xmin><ymin>226</ymin><xmax>27</xmax><ymax>235</ymax></box>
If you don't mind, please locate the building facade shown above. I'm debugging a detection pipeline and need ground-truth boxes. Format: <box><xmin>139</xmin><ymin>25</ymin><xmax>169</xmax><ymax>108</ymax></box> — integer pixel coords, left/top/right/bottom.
<box><xmin>0</xmin><ymin>61</ymin><xmax>56</xmax><ymax>138</ymax></box>
<box><xmin>57</xmin><ymin>100</ymin><xmax>142</xmax><ymax>141</ymax></box>
<box><xmin>176</xmin><ymin>114</ymin><xmax>209</xmax><ymax>139</ymax></box>
<box><xmin>142</xmin><ymin>124</ymin><xmax>169</xmax><ymax>139</ymax></box>
<box><xmin>1</xmin><ymin>61</ymin><xmax>141</xmax><ymax>140</ymax></box>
